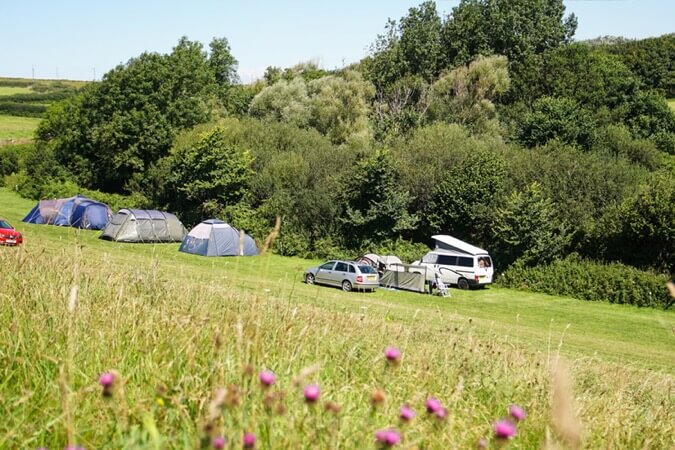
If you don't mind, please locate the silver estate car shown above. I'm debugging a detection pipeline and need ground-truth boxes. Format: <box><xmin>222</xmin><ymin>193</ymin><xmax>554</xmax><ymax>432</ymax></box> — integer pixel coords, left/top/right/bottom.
<box><xmin>304</xmin><ymin>260</ymin><xmax>380</xmax><ymax>292</ymax></box>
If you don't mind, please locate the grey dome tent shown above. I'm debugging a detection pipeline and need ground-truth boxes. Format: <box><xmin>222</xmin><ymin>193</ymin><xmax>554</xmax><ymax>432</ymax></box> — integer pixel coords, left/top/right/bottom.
<box><xmin>100</xmin><ymin>209</ymin><xmax>187</xmax><ymax>243</ymax></box>
<box><xmin>179</xmin><ymin>219</ymin><xmax>258</xmax><ymax>256</ymax></box>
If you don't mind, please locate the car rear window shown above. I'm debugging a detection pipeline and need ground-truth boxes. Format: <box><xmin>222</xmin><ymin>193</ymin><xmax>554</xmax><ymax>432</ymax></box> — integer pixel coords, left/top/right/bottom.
<box><xmin>358</xmin><ymin>265</ymin><xmax>377</xmax><ymax>274</ymax></box>
<box><xmin>457</xmin><ymin>256</ymin><xmax>473</xmax><ymax>267</ymax></box>
<box><xmin>0</xmin><ymin>220</ymin><xmax>11</xmax><ymax>229</ymax></box>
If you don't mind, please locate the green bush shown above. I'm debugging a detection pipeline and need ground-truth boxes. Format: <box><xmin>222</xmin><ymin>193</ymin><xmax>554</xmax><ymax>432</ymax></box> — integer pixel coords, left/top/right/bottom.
<box><xmin>497</xmin><ymin>255</ymin><xmax>672</xmax><ymax>309</ymax></box>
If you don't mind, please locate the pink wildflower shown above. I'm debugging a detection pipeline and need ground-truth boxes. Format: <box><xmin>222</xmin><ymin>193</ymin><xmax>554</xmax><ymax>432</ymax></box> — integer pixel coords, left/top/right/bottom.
<box><xmin>434</xmin><ymin>406</ymin><xmax>448</xmax><ymax>420</ymax></box>
<box><xmin>304</xmin><ymin>384</ymin><xmax>320</xmax><ymax>403</ymax></box>
<box><xmin>99</xmin><ymin>372</ymin><xmax>115</xmax><ymax>388</ymax></box>
<box><xmin>243</xmin><ymin>432</ymin><xmax>256</xmax><ymax>448</ymax></box>
<box><xmin>509</xmin><ymin>404</ymin><xmax>526</xmax><ymax>421</ymax></box>
<box><xmin>399</xmin><ymin>404</ymin><xmax>415</xmax><ymax>422</ymax></box>
<box><xmin>384</xmin><ymin>346</ymin><xmax>401</xmax><ymax>363</ymax></box>
<box><xmin>212</xmin><ymin>436</ymin><xmax>226</xmax><ymax>449</ymax></box>
<box><xmin>375</xmin><ymin>428</ymin><xmax>401</xmax><ymax>447</ymax></box>
<box><xmin>259</xmin><ymin>370</ymin><xmax>277</xmax><ymax>387</ymax></box>
<box><xmin>494</xmin><ymin>419</ymin><xmax>517</xmax><ymax>439</ymax></box>
<box><xmin>425</xmin><ymin>397</ymin><xmax>442</xmax><ymax>413</ymax></box>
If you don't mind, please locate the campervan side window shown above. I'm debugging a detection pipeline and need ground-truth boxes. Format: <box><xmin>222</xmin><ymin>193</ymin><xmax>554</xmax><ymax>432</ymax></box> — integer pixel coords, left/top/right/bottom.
<box><xmin>457</xmin><ymin>256</ymin><xmax>473</xmax><ymax>267</ymax></box>
<box><xmin>437</xmin><ymin>255</ymin><xmax>457</xmax><ymax>265</ymax></box>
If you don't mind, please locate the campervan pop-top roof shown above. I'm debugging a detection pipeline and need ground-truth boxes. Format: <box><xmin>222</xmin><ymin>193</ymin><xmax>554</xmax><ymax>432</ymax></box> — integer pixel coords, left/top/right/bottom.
<box><xmin>432</xmin><ymin>235</ymin><xmax>489</xmax><ymax>256</ymax></box>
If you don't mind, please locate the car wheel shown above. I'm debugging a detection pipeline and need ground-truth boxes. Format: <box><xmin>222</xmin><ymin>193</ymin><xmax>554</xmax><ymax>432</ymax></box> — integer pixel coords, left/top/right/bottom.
<box><xmin>457</xmin><ymin>278</ymin><xmax>470</xmax><ymax>290</ymax></box>
<box><xmin>342</xmin><ymin>280</ymin><xmax>352</xmax><ymax>292</ymax></box>
<box><xmin>305</xmin><ymin>273</ymin><xmax>315</xmax><ymax>285</ymax></box>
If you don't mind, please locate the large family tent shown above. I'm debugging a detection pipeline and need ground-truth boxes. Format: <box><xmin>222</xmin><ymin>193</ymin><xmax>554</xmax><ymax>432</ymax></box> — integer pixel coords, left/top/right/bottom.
<box><xmin>179</xmin><ymin>219</ymin><xmax>258</xmax><ymax>256</ymax></box>
<box><xmin>100</xmin><ymin>209</ymin><xmax>187</xmax><ymax>243</ymax></box>
<box><xmin>23</xmin><ymin>195</ymin><xmax>112</xmax><ymax>230</ymax></box>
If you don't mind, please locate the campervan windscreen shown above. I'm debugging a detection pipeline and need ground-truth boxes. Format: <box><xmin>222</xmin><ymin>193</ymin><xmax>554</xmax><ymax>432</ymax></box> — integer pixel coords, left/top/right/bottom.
<box><xmin>422</xmin><ymin>253</ymin><xmax>437</xmax><ymax>264</ymax></box>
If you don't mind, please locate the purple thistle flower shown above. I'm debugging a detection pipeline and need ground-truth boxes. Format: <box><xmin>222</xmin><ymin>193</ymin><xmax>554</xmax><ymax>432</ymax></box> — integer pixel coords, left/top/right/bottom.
<box><xmin>425</xmin><ymin>397</ymin><xmax>442</xmax><ymax>413</ymax></box>
<box><xmin>259</xmin><ymin>370</ymin><xmax>277</xmax><ymax>387</ymax></box>
<box><xmin>509</xmin><ymin>404</ymin><xmax>526</xmax><ymax>421</ymax></box>
<box><xmin>434</xmin><ymin>406</ymin><xmax>448</xmax><ymax>420</ymax></box>
<box><xmin>375</xmin><ymin>428</ymin><xmax>401</xmax><ymax>447</ymax></box>
<box><xmin>212</xmin><ymin>436</ymin><xmax>226</xmax><ymax>449</ymax></box>
<box><xmin>304</xmin><ymin>384</ymin><xmax>320</xmax><ymax>403</ymax></box>
<box><xmin>384</xmin><ymin>346</ymin><xmax>401</xmax><ymax>363</ymax></box>
<box><xmin>494</xmin><ymin>419</ymin><xmax>517</xmax><ymax>439</ymax></box>
<box><xmin>243</xmin><ymin>432</ymin><xmax>256</xmax><ymax>448</ymax></box>
<box><xmin>399</xmin><ymin>404</ymin><xmax>415</xmax><ymax>422</ymax></box>
<box><xmin>98</xmin><ymin>372</ymin><xmax>115</xmax><ymax>388</ymax></box>
<box><xmin>476</xmin><ymin>438</ymin><xmax>489</xmax><ymax>449</ymax></box>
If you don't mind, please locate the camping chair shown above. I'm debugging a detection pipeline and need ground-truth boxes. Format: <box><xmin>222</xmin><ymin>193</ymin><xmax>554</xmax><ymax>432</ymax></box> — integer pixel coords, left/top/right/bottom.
<box><xmin>434</xmin><ymin>271</ymin><xmax>450</xmax><ymax>297</ymax></box>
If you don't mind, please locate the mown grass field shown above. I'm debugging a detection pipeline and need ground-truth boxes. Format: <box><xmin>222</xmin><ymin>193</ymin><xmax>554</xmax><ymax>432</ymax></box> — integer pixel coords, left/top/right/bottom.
<box><xmin>669</xmin><ymin>98</ymin><xmax>675</xmax><ymax>112</ymax></box>
<box><xmin>0</xmin><ymin>77</ymin><xmax>85</xmax><ymax>143</ymax></box>
<box><xmin>0</xmin><ymin>114</ymin><xmax>41</xmax><ymax>140</ymax></box>
<box><xmin>0</xmin><ymin>188</ymin><xmax>673</xmax><ymax>449</ymax></box>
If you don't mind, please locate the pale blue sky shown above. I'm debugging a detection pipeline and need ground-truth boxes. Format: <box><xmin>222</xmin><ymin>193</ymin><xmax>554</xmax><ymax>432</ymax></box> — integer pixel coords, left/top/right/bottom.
<box><xmin>1</xmin><ymin>1</ymin><xmax>672</xmax><ymax>82</ymax></box>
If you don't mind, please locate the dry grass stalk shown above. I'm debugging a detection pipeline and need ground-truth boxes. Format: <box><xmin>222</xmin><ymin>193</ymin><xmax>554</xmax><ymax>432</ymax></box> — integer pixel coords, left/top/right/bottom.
<box><xmin>260</xmin><ymin>216</ymin><xmax>281</xmax><ymax>255</ymax></box>
<box><xmin>551</xmin><ymin>361</ymin><xmax>583</xmax><ymax>449</ymax></box>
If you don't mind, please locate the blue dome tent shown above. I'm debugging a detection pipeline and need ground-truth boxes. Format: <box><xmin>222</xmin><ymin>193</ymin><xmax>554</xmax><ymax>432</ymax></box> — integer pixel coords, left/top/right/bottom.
<box><xmin>179</xmin><ymin>219</ymin><xmax>258</xmax><ymax>256</ymax></box>
<box><xmin>23</xmin><ymin>195</ymin><xmax>112</xmax><ymax>230</ymax></box>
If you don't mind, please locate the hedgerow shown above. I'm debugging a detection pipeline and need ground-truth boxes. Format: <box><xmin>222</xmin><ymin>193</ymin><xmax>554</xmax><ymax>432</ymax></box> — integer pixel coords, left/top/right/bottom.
<box><xmin>497</xmin><ymin>255</ymin><xmax>672</xmax><ymax>308</ymax></box>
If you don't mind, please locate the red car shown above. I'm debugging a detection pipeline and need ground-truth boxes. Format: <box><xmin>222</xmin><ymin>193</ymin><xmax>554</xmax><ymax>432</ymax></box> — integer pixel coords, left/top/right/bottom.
<box><xmin>0</xmin><ymin>218</ymin><xmax>23</xmax><ymax>246</ymax></box>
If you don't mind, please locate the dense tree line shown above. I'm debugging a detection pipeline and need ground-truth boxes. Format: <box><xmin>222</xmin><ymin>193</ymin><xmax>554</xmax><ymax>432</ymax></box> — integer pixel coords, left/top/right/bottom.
<box><xmin>3</xmin><ymin>0</ymin><xmax>674</xmax><ymax>285</ymax></box>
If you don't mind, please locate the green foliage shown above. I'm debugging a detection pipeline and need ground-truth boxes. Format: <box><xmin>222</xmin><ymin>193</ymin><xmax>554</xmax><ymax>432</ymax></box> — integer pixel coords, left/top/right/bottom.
<box><xmin>518</xmin><ymin>97</ymin><xmax>597</xmax><ymax>149</ymax></box>
<box><xmin>340</xmin><ymin>148</ymin><xmax>417</xmax><ymax>246</ymax></box>
<box><xmin>445</xmin><ymin>0</ymin><xmax>576</xmax><ymax>64</ymax></box>
<box><xmin>250</xmin><ymin>71</ymin><xmax>374</xmax><ymax>145</ymax></box>
<box><xmin>598</xmin><ymin>125</ymin><xmax>662</xmax><ymax>170</ymax></box>
<box><xmin>367</xmin><ymin>237</ymin><xmax>430</xmax><ymax>264</ymax></box>
<box><xmin>208</xmin><ymin>37</ymin><xmax>239</xmax><ymax>85</ymax></box>
<box><xmin>306</xmin><ymin>71</ymin><xmax>374</xmax><ymax>145</ymax></box>
<box><xmin>372</xmin><ymin>75</ymin><xmax>430</xmax><ymax>139</ymax></box>
<box><xmin>498</xmin><ymin>255</ymin><xmax>672</xmax><ymax>308</ymax></box>
<box><xmin>537</xmin><ymin>43</ymin><xmax>639</xmax><ymax>109</ymax></box>
<box><xmin>622</xmin><ymin>90</ymin><xmax>675</xmax><ymax>154</ymax></box>
<box><xmin>429</xmin><ymin>55</ymin><xmax>510</xmax><ymax>134</ymax></box>
<box><xmin>603</xmin><ymin>33</ymin><xmax>675</xmax><ymax>97</ymax></box>
<box><xmin>492</xmin><ymin>182</ymin><xmax>571</xmax><ymax>268</ymax></box>
<box><xmin>591</xmin><ymin>172</ymin><xmax>675</xmax><ymax>273</ymax></box>
<box><xmin>503</xmin><ymin>142</ymin><xmax>649</xmax><ymax>252</ymax></box>
<box><xmin>158</xmin><ymin>125</ymin><xmax>255</xmax><ymax>226</ymax></box>
<box><xmin>0</xmin><ymin>102</ymin><xmax>47</xmax><ymax>117</ymax></box>
<box><xmin>398</xmin><ymin>1</ymin><xmax>443</xmax><ymax>81</ymax></box>
<box><xmin>249</xmin><ymin>78</ymin><xmax>310</xmax><ymax>126</ymax></box>
<box><xmin>0</xmin><ymin>145</ymin><xmax>21</xmax><ymax>178</ymax></box>
<box><xmin>35</xmin><ymin>37</ymin><xmax>218</xmax><ymax>193</ymax></box>
<box><xmin>427</xmin><ymin>147</ymin><xmax>507</xmax><ymax>244</ymax></box>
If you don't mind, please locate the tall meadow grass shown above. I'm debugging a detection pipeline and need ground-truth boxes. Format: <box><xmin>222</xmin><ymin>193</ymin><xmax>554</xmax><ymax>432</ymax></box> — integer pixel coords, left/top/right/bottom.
<box><xmin>0</xmin><ymin>246</ymin><xmax>673</xmax><ymax>449</ymax></box>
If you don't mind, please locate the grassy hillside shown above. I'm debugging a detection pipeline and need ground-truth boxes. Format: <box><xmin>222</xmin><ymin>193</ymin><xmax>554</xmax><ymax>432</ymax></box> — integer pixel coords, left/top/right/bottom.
<box><xmin>0</xmin><ymin>188</ymin><xmax>673</xmax><ymax>448</ymax></box>
<box><xmin>669</xmin><ymin>98</ymin><xmax>675</xmax><ymax>111</ymax></box>
<box><xmin>0</xmin><ymin>77</ymin><xmax>85</xmax><ymax>144</ymax></box>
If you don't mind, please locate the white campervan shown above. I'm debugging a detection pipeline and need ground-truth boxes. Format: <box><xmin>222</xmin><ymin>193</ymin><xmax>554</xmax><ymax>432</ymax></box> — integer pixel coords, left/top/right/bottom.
<box><xmin>411</xmin><ymin>235</ymin><xmax>493</xmax><ymax>289</ymax></box>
